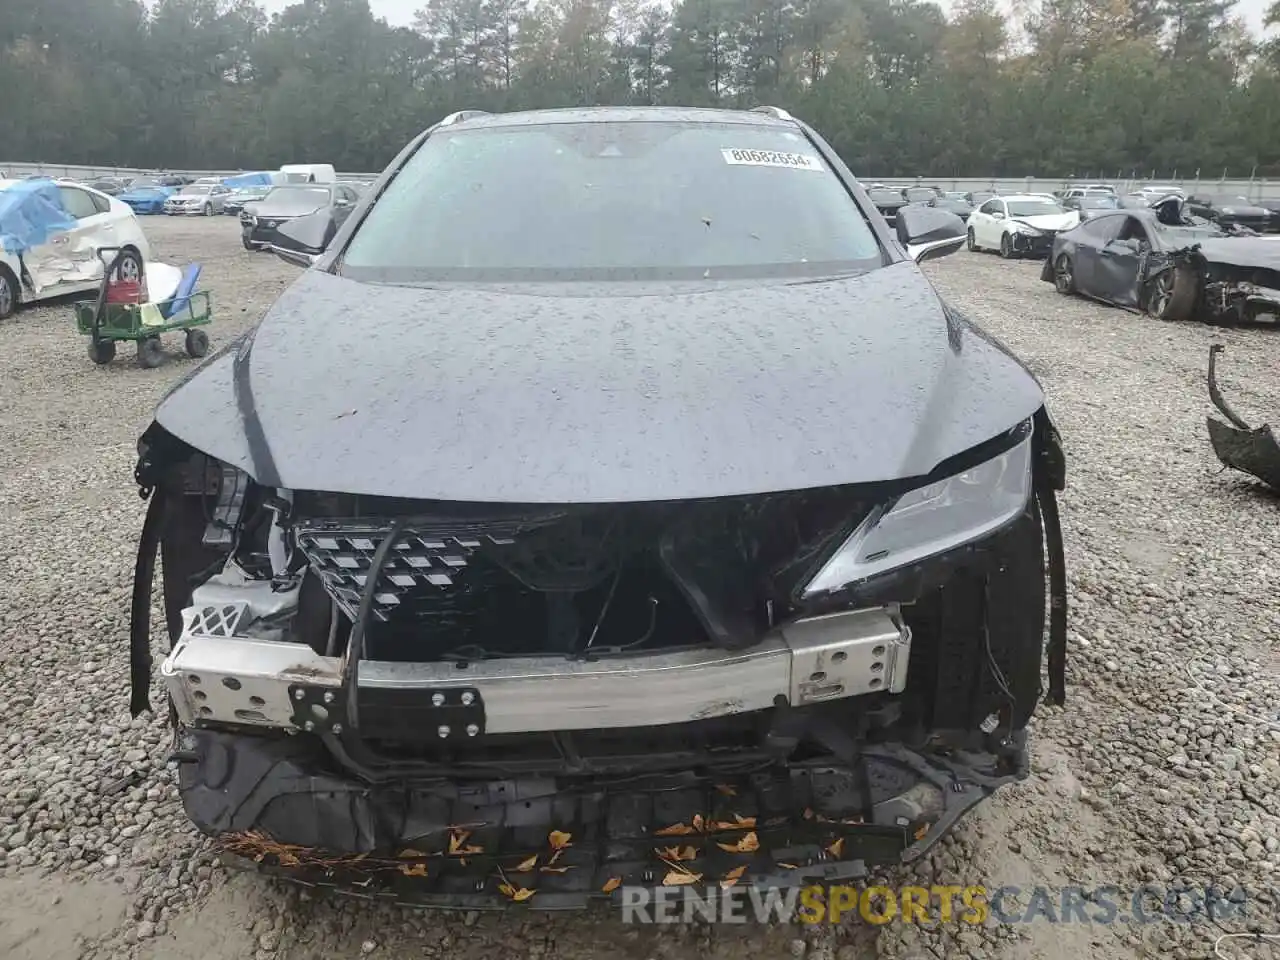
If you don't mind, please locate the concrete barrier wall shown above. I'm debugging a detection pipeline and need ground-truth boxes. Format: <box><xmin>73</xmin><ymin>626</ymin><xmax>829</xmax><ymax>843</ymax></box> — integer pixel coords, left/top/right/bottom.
<box><xmin>4</xmin><ymin>161</ymin><xmax>1279</xmax><ymax>200</ymax></box>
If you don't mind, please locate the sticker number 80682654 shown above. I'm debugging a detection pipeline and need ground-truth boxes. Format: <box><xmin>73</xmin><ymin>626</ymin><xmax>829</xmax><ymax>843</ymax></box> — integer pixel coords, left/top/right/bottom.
<box><xmin>721</xmin><ymin>148</ymin><xmax>824</xmax><ymax>170</ymax></box>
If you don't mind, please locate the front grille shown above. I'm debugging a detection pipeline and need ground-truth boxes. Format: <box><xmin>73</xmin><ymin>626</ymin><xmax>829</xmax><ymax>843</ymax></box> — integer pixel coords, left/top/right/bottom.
<box><xmin>296</xmin><ymin>525</ymin><xmax>519</xmax><ymax>622</ymax></box>
<box><xmin>291</xmin><ymin>492</ymin><xmax>868</xmax><ymax>658</ymax></box>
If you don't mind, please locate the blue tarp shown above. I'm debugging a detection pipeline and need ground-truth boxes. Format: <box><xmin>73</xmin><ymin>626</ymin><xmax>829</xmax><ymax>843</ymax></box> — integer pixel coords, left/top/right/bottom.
<box><xmin>0</xmin><ymin>179</ymin><xmax>76</xmax><ymax>255</ymax></box>
<box><xmin>222</xmin><ymin>172</ymin><xmax>274</xmax><ymax>188</ymax></box>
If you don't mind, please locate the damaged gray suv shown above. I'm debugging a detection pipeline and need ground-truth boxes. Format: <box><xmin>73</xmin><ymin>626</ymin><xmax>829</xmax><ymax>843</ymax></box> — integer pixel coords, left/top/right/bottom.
<box><xmin>129</xmin><ymin>105</ymin><xmax>1067</xmax><ymax>906</ymax></box>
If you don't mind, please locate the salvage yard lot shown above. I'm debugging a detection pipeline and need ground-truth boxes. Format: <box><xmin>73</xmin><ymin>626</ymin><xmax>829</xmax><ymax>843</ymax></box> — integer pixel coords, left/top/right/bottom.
<box><xmin>1</xmin><ymin>216</ymin><xmax>1278</xmax><ymax>960</ymax></box>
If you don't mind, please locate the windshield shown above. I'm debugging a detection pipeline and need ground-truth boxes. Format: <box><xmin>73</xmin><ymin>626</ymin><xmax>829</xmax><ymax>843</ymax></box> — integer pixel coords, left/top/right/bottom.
<box><xmin>904</xmin><ymin>187</ymin><xmax>936</xmax><ymax>202</ymax></box>
<box><xmin>1078</xmin><ymin>196</ymin><xmax>1120</xmax><ymax>209</ymax></box>
<box><xmin>867</xmin><ymin>188</ymin><xmax>904</xmax><ymax>203</ymax></box>
<box><xmin>340</xmin><ymin>121</ymin><xmax>883</xmax><ymax>282</ymax></box>
<box><xmin>181</xmin><ymin>185</ymin><xmax>212</xmax><ymax>195</ymax></box>
<box><xmin>1006</xmin><ymin>200</ymin><xmax>1064</xmax><ymax>217</ymax></box>
<box><xmin>130</xmin><ymin>177</ymin><xmax>161</xmax><ymax>189</ymax></box>
<box><xmin>263</xmin><ymin>186</ymin><xmax>331</xmax><ymax>212</ymax></box>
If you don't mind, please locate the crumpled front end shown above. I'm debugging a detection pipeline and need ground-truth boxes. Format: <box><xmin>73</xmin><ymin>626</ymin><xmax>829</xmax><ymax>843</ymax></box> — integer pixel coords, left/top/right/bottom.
<box><xmin>1007</xmin><ymin>224</ymin><xmax>1058</xmax><ymax>258</ymax></box>
<box><xmin>130</xmin><ymin>410</ymin><xmax>1067</xmax><ymax>905</ymax></box>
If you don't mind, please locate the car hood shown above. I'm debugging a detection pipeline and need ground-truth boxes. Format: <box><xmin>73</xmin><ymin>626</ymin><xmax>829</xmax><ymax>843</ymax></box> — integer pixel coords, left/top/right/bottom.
<box><xmin>1010</xmin><ymin>212</ymin><xmax>1079</xmax><ymax>231</ymax></box>
<box><xmin>1191</xmin><ymin>237</ymin><xmax>1280</xmax><ymax>271</ymax></box>
<box><xmin>248</xmin><ymin>204</ymin><xmax>322</xmax><ymax>218</ymax></box>
<box><xmin>153</xmin><ymin>264</ymin><xmax>1045</xmax><ymax>502</ymax></box>
<box><xmin>1216</xmin><ymin>203</ymin><xmax>1268</xmax><ymax>216</ymax></box>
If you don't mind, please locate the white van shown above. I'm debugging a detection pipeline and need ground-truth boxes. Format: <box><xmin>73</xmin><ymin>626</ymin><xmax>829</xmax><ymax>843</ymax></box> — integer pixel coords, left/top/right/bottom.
<box><xmin>278</xmin><ymin>164</ymin><xmax>336</xmax><ymax>185</ymax></box>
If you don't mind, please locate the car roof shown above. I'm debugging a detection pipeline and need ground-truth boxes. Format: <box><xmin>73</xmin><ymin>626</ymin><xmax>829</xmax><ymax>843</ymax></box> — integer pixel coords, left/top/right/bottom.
<box><xmin>442</xmin><ymin>105</ymin><xmax>797</xmax><ymax>132</ymax></box>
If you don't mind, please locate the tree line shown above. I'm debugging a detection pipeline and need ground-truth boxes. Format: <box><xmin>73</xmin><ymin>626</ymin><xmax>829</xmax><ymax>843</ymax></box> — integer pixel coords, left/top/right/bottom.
<box><xmin>3</xmin><ymin>0</ymin><xmax>1280</xmax><ymax>177</ymax></box>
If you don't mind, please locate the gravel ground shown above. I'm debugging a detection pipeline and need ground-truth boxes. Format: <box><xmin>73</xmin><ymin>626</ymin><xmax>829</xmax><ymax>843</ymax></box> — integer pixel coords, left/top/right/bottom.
<box><xmin>1</xmin><ymin>217</ymin><xmax>1278</xmax><ymax>960</ymax></box>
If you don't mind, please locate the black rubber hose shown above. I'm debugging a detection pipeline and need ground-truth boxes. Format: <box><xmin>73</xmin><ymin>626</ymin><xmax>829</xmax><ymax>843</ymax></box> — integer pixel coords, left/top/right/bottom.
<box><xmin>129</xmin><ymin>491</ymin><xmax>166</xmax><ymax>717</ymax></box>
<box><xmin>342</xmin><ymin>519</ymin><xmax>406</xmax><ymax>733</ymax></box>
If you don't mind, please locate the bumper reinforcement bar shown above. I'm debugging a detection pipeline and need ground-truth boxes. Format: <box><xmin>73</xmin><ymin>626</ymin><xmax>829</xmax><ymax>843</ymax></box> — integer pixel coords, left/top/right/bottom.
<box><xmin>161</xmin><ymin>607</ymin><xmax>911</xmax><ymax>734</ymax></box>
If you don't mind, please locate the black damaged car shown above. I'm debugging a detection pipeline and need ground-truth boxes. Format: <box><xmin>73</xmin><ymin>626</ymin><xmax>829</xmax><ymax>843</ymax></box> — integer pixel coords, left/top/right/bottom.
<box><xmin>1042</xmin><ymin>195</ymin><xmax>1280</xmax><ymax>324</ymax></box>
<box><xmin>130</xmin><ymin>105</ymin><xmax>1068</xmax><ymax>905</ymax></box>
<box><xmin>240</xmin><ymin>183</ymin><xmax>359</xmax><ymax>251</ymax></box>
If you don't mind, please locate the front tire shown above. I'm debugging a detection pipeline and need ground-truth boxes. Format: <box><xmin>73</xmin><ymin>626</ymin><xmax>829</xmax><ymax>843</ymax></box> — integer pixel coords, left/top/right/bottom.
<box><xmin>185</xmin><ymin>329</ymin><xmax>210</xmax><ymax>358</ymax></box>
<box><xmin>1145</xmin><ymin>266</ymin><xmax>1198</xmax><ymax>322</ymax></box>
<box><xmin>88</xmin><ymin>339</ymin><xmax>117</xmax><ymax>365</ymax></box>
<box><xmin>204</xmin><ymin>203</ymin><xmax>213</xmax><ymax>217</ymax></box>
<box><xmin>137</xmin><ymin>336</ymin><xmax>165</xmax><ymax>369</ymax></box>
<box><xmin>999</xmin><ymin>233</ymin><xmax>1014</xmax><ymax>259</ymax></box>
<box><xmin>1053</xmin><ymin>254</ymin><xmax>1075</xmax><ymax>295</ymax></box>
<box><xmin>966</xmin><ymin>228</ymin><xmax>977</xmax><ymax>252</ymax></box>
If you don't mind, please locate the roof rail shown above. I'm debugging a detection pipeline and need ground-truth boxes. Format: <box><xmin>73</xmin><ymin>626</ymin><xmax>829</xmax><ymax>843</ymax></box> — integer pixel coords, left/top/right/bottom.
<box><xmin>751</xmin><ymin>105</ymin><xmax>794</xmax><ymax>121</ymax></box>
<box><xmin>438</xmin><ymin>110</ymin><xmax>490</xmax><ymax>127</ymax></box>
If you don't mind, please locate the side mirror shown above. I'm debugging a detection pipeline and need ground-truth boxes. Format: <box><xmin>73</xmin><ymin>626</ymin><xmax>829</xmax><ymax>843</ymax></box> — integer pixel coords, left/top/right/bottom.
<box><xmin>895</xmin><ymin>204</ymin><xmax>966</xmax><ymax>263</ymax></box>
<box><xmin>991</xmin><ymin>212</ymin><xmax>1005</xmax><ymax>220</ymax></box>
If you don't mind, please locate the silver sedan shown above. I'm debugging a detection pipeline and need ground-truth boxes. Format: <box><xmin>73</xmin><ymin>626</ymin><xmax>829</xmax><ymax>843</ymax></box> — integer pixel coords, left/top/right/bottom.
<box><xmin>163</xmin><ymin>184</ymin><xmax>231</xmax><ymax>216</ymax></box>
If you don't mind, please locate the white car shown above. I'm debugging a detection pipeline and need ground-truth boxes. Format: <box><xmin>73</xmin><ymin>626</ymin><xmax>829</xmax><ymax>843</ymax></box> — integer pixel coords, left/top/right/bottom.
<box><xmin>965</xmin><ymin>194</ymin><xmax>1081</xmax><ymax>259</ymax></box>
<box><xmin>0</xmin><ymin>178</ymin><xmax>165</xmax><ymax>320</ymax></box>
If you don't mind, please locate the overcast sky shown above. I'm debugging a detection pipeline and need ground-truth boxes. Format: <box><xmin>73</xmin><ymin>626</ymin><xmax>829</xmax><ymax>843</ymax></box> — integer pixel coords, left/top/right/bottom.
<box><xmin>259</xmin><ymin>0</ymin><xmax>1275</xmax><ymax>41</ymax></box>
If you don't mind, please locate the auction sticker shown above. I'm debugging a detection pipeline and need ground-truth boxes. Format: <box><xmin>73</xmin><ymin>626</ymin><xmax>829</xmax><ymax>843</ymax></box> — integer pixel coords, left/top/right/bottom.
<box><xmin>722</xmin><ymin>148</ymin><xmax>823</xmax><ymax>170</ymax></box>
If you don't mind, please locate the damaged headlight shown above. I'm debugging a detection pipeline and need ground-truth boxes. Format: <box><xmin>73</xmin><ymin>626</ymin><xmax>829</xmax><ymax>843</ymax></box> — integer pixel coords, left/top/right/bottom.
<box><xmin>1007</xmin><ymin>222</ymin><xmax>1042</xmax><ymax>235</ymax></box>
<box><xmin>802</xmin><ymin>428</ymin><xmax>1033</xmax><ymax>596</ymax></box>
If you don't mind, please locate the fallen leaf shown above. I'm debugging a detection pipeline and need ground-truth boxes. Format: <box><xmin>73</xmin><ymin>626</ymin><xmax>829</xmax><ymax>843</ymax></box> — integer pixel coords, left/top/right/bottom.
<box><xmin>654</xmin><ymin>822</ymin><xmax>696</xmax><ymax>837</ymax></box>
<box><xmin>715</xmin><ymin>784</ymin><xmax>737</xmax><ymax>797</ymax></box>
<box><xmin>399</xmin><ymin>862</ymin><xmax>428</xmax><ymax>877</ymax></box>
<box><xmin>778</xmin><ymin>862</ymin><xmax>798</xmax><ymax>869</ymax></box>
<box><xmin>277</xmin><ymin>851</ymin><xmax>299</xmax><ymax>866</ymax></box>
<box><xmin>711</xmin><ymin>813</ymin><xmax>757</xmax><ymax>831</ymax></box>
<box><xmin>398</xmin><ymin>848</ymin><xmax>428</xmax><ymax>859</ymax></box>
<box><xmin>655</xmin><ymin>845</ymin><xmax>697</xmax><ymax>862</ymax></box>
<box><xmin>514</xmin><ymin>854</ymin><xmax>538</xmax><ymax>873</ymax></box>
<box><xmin>602</xmin><ymin>877</ymin><xmax>622</xmax><ymax>893</ymax></box>
<box><xmin>914</xmin><ymin>825</ymin><xmax>929</xmax><ymax>841</ymax></box>
<box><xmin>662</xmin><ymin>869</ymin><xmax>703</xmax><ymax>886</ymax></box>
<box><xmin>548</xmin><ymin>830</ymin><xmax>573</xmax><ymax>850</ymax></box>
<box><xmin>827</xmin><ymin>837</ymin><xmax>845</xmax><ymax>858</ymax></box>
<box><xmin>541</xmin><ymin>866</ymin><xmax>573</xmax><ymax>874</ymax></box>
<box><xmin>448</xmin><ymin>830</ymin><xmax>483</xmax><ymax>856</ymax></box>
<box><xmin>716</xmin><ymin>832</ymin><xmax>759</xmax><ymax>854</ymax></box>
<box><xmin>692</xmin><ymin>814</ymin><xmax>704</xmax><ymax>832</ymax></box>
<box><xmin>720</xmin><ymin>865</ymin><xmax>747</xmax><ymax>888</ymax></box>
<box><xmin>548</xmin><ymin>847</ymin><xmax>565</xmax><ymax>865</ymax></box>
<box><xmin>499</xmin><ymin>883</ymin><xmax>536</xmax><ymax>902</ymax></box>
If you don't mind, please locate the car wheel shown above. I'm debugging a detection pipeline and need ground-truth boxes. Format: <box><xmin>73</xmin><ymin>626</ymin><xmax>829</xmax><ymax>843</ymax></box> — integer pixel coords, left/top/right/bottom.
<box><xmin>137</xmin><ymin>336</ymin><xmax>165</xmax><ymax>369</ymax></box>
<box><xmin>111</xmin><ymin>249</ymin><xmax>143</xmax><ymax>285</ymax></box>
<box><xmin>185</xmin><ymin>328</ymin><xmax>210</xmax><ymax>358</ymax></box>
<box><xmin>87</xmin><ymin>339</ymin><xmax>117</xmax><ymax>365</ymax></box>
<box><xmin>966</xmin><ymin>228</ymin><xmax>976</xmax><ymax>252</ymax></box>
<box><xmin>1053</xmin><ymin>254</ymin><xmax>1075</xmax><ymax>295</ymax></box>
<box><xmin>0</xmin><ymin>265</ymin><xmax>18</xmax><ymax>320</ymax></box>
<box><xmin>1145</xmin><ymin>266</ymin><xmax>1198</xmax><ymax>322</ymax></box>
<box><xmin>204</xmin><ymin>203</ymin><xmax>213</xmax><ymax>217</ymax></box>
<box><xmin>999</xmin><ymin>233</ymin><xmax>1014</xmax><ymax>258</ymax></box>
